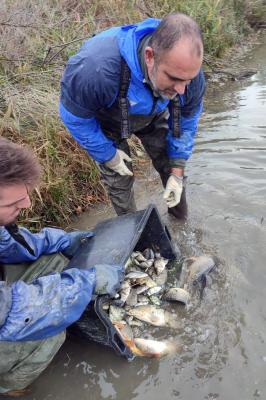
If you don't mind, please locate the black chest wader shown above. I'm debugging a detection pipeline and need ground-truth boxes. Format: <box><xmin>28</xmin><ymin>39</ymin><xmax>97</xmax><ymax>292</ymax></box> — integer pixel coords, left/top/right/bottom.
<box><xmin>96</xmin><ymin>58</ymin><xmax>187</xmax><ymax>218</ymax></box>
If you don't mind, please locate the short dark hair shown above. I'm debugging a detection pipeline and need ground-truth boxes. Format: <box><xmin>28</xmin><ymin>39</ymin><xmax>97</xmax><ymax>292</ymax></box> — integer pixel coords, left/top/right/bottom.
<box><xmin>0</xmin><ymin>137</ymin><xmax>41</xmax><ymax>189</ymax></box>
<box><xmin>149</xmin><ymin>13</ymin><xmax>203</xmax><ymax>61</ymax></box>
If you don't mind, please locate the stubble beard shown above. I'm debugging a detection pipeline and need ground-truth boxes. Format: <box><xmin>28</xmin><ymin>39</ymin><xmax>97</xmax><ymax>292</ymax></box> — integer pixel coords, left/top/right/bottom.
<box><xmin>149</xmin><ymin>65</ymin><xmax>177</xmax><ymax>101</ymax></box>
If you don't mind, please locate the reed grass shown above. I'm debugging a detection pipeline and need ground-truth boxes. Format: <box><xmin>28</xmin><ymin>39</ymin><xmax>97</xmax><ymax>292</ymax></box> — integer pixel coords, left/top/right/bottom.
<box><xmin>0</xmin><ymin>0</ymin><xmax>265</xmax><ymax>229</ymax></box>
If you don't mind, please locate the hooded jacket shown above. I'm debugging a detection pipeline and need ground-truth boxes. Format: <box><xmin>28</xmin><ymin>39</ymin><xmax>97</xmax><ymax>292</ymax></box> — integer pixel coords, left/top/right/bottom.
<box><xmin>60</xmin><ymin>18</ymin><xmax>205</xmax><ymax>166</ymax></box>
<box><xmin>0</xmin><ymin>226</ymin><xmax>95</xmax><ymax>341</ymax></box>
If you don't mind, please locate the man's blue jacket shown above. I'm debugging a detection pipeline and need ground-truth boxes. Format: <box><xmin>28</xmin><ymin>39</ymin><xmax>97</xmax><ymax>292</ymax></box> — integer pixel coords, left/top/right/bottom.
<box><xmin>60</xmin><ymin>18</ymin><xmax>205</xmax><ymax>166</ymax></box>
<box><xmin>0</xmin><ymin>226</ymin><xmax>95</xmax><ymax>341</ymax></box>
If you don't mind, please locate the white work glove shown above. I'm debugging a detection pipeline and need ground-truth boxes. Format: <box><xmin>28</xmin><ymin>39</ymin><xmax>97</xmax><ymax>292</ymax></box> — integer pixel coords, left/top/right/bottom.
<box><xmin>105</xmin><ymin>149</ymin><xmax>133</xmax><ymax>176</ymax></box>
<box><xmin>163</xmin><ymin>174</ymin><xmax>183</xmax><ymax>208</ymax></box>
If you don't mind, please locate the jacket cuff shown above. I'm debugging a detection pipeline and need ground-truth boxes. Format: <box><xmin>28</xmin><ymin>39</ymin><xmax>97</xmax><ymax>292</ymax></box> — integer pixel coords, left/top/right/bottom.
<box><xmin>104</xmin><ymin>149</ymin><xmax>119</xmax><ymax>167</ymax></box>
<box><xmin>169</xmin><ymin>158</ymin><xmax>186</xmax><ymax>169</ymax></box>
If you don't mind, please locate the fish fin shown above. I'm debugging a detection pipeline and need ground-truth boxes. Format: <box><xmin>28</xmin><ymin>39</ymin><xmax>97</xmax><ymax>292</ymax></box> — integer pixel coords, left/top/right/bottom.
<box><xmin>124</xmin><ymin>339</ymin><xmax>147</xmax><ymax>356</ymax></box>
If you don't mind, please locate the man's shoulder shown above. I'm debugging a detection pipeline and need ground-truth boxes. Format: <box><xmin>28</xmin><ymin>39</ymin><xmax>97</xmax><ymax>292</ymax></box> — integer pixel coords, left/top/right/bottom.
<box><xmin>72</xmin><ymin>35</ymin><xmax>121</xmax><ymax>69</ymax></box>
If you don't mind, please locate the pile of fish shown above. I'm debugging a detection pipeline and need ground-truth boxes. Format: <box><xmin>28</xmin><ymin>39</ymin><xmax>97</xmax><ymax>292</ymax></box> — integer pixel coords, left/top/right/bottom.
<box><xmin>102</xmin><ymin>249</ymin><xmax>216</xmax><ymax>358</ymax></box>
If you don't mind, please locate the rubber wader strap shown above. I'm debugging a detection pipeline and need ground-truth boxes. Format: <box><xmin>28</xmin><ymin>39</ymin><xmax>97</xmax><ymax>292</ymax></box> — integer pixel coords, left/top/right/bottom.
<box><xmin>170</xmin><ymin>96</ymin><xmax>181</xmax><ymax>138</ymax></box>
<box><xmin>4</xmin><ymin>223</ymin><xmax>35</xmax><ymax>257</ymax></box>
<box><xmin>118</xmin><ymin>58</ymin><xmax>131</xmax><ymax>139</ymax></box>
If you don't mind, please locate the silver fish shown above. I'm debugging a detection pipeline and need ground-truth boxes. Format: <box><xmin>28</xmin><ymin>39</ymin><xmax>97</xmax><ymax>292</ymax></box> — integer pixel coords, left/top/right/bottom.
<box><xmin>142</xmin><ymin>248</ymin><xmax>155</xmax><ymax>260</ymax></box>
<box><xmin>149</xmin><ymin>295</ymin><xmax>161</xmax><ymax>306</ymax></box>
<box><xmin>125</xmin><ymin>288</ymin><xmax>138</xmax><ymax>307</ymax></box>
<box><xmin>147</xmin><ymin>286</ymin><xmax>163</xmax><ymax>296</ymax></box>
<box><xmin>154</xmin><ymin>257</ymin><xmax>168</xmax><ymax>275</ymax></box>
<box><xmin>116</xmin><ymin>280</ymin><xmax>131</xmax><ymax>305</ymax></box>
<box><xmin>109</xmin><ymin>305</ymin><xmax>125</xmax><ymax>322</ymax></box>
<box><xmin>134</xmin><ymin>338</ymin><xmax>179</xmax><ymax>358</ymax></box>
<box><xmin>127</xmin><ymin>305</ymin><xmax>180</xmax><ymax>329</ymax></box>
<box><xmin>135</xmin><ymin>285</ymin><xmax>149</xmax><ymax>295</ymax></box>
<box><xmin>189</xmin><ymin>256</ymin><xmax>216</xmax><ymax>281</ymax></box>
<box><xmin>126</xmin><ymin>271</ymin><xmax>148</xmax><ymax>280</ymax></box>
<box><xmin>131</xmin><ymin>251</ymin><xmax>147</xmax><ymax>263</ymax></box>
<box><xmin>151</xmin><ymin>268</ymin><xmax>168</xmax><ymax>286</ymax></box>
<box><xmin>135</xmin><ymin>275</ymin><xmax>157</xmax><ymax>288</ymax></box>
<box><xmin>139</xmin><ymin>259</ymin><xmax>154</xmax><ymax>270</ymax></box>
<box><xmin>163</xmin><ymin>287</ymin><xmax>190</xmax><ymax>305</ymax></box>
<box><xmin>137</xmin><ymin>294</ymin><xmax>149</xmax><ymax>304</ymax></box>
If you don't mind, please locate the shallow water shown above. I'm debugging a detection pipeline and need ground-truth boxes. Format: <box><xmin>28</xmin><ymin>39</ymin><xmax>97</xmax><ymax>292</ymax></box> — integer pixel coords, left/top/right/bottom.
<box><xmin>28</xmin><ymin>34</ymin><xmax>266</xmax><ymax>400</ymax></box>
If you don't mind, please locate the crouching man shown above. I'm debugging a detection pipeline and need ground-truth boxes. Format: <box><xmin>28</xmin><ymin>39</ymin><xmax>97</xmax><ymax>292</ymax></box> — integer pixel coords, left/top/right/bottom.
<box><xmin>0</xmin><ymin>137</ymin><xmax>123</xmax><ymax>397</ymax></box>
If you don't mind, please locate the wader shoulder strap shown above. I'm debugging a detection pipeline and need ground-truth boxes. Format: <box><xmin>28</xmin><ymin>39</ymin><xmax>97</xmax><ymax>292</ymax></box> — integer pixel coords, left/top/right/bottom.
<box><xmin>5</xmin><ymin>223</ymin><xmax>35</xmax><ymax>257</ymax></box>
<box><xmin>118</xmin><ymin>58</ymin><xmax>131</xmax><ymax>139</ymax></box>
<box><xmin>170</xmin><ymin>96</ymin><xmax>181</xmax><ymax>138</ymax></box>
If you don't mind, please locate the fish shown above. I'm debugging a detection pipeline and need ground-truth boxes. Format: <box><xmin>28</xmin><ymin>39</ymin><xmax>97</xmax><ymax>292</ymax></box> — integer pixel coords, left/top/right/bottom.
<box><xmin>127</xmin><ymin>305</ymin><xmax>180</xmax><ymax>329</ymax></box>
<box><xmin>154</xmin><ymin>257</ymin><xmax>168</xmax><ymax>275</ymax></box>
<box><xmin>135</xmin><ymin>275</ymin><xmax>157</xmax><ymax>288</ymax></box>
<box><xmin>109</xmin><ymin>305</ymin><xmax>126</xmax><ymax>322</ymax></box>
<box><xmin>125</xmin><ymin>271</ymin><xmax>149</xmax><ymax>280</ymax></box>
<box><xmin>179</xmin><ymin>255</ymin><xmax>216</xmax><ymax>288</ymax></box>
<box><xmin>163</xmin><ymin>287</ymin><xmax>190</xmax><ymax>305</ymax></box>
<box><xmin>113</xmin><ymin>280</ymin><xmax>131</xmax><ymax>306</ymax></box>
<box><xmin>132</xmin><ymin>251</ymin><xmax>147</xmax><ymax>263</ymax></box>
<box><xmin>139</xmin><ymin>259</ymin><xmax>154</xmax><ymax>270</ymax></box>
<box><xmin>113</xmin><ymin>321</ymin><xmax>143</xmax><ymax>356</ymax></box>
<box><xmin>142</xmin><ymin>248</ymin><xmax>155</xmax><ymax>260</ymax></box>
<box><xmin>125</xmin><ymin>288</ymin><xmax>138</xmax><ymax>307</ymax></box>
<box><xmin>151</xmin><ymin>268</ymin><xmax>168</xmax><ymax>286</ymax></box>
<box><xmin>147</xmin><ymin>286</ymin><xmax>163</xmax><ymax>296</ymax></box>
<box><xmin>149</xmin><ymin>295</ymin><xmax>161</xmax><ymax>306</ymax></box>
<box><xmin>134</xmin><ymin>338</ymin><xmax>179</xmax><ymax>358</ymax></box>
<box><xmin>135</xmin><ymin>285</ymin><xmax>149</xmax><ymax>295</ymax></box>
<box><xmin>187</xmin><ymin>255</ymin><xmax>216</xmax><ymax>284</ymax></box>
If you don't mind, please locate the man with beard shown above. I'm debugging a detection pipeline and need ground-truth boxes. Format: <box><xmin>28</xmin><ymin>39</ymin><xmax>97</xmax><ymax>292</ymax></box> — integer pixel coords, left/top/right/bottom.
<box><xmin>0</xmin><ymin>137</ymin><xmax>123</xmax><ymax>397</ymax></box>
<box><xmin>60</xmin><ymin>12</ymin><xmax>205</xmax><ymax>219</ymax></box>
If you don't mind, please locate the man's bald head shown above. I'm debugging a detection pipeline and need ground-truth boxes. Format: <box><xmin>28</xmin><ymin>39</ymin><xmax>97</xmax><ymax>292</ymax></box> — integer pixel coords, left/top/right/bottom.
<box><xmin>149</xmin><ymin>13</ymin><xmax>204</xmax><ymax>62</ymax></box>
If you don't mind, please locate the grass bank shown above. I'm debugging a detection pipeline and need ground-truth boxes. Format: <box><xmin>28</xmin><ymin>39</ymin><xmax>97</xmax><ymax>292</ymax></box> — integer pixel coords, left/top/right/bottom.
<box><xmin>0</xmin><ymin>0</ymin><xmax>265</xmax><ymax>229</ymax></box>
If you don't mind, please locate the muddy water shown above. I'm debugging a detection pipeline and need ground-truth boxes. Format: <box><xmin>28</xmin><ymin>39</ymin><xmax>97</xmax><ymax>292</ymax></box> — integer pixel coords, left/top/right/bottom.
<box><xmin>29</xmin><ymin>35</ymin><xmax>266</xmax><ymax>400</ymax></box>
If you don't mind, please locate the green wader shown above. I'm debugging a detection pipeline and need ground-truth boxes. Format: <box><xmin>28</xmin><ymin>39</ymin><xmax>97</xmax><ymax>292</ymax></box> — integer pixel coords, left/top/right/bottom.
<box><xmin>0</xmin><ymin>253</ymin><xmax>69</xmax><ymax>394</ymax></box>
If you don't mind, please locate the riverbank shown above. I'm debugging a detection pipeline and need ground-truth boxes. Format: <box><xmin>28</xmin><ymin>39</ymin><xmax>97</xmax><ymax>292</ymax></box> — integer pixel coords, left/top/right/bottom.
<box><xmin>0</xmin><ymin>0</ymin><xmax>265</xmax><ymax>229</ymax></box>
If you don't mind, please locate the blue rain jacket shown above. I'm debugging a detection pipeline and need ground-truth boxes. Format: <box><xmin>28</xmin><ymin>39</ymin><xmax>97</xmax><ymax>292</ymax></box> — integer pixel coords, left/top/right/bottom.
<box><xmin>0</xmin><ymin>226</ymin><xmax>96</xmax><ymax>341</ymax></box>
<box><xmin>60</xmin><ymin>18</ymin><xmax>205</xmax><ymax>165</ymax></box>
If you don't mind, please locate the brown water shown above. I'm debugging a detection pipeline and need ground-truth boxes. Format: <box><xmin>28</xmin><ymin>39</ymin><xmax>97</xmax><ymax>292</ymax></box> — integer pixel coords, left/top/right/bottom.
<box><xmin>28</xmin><ymin>35</ymin><xmax>266</xmax><ymax>400</ymax></box>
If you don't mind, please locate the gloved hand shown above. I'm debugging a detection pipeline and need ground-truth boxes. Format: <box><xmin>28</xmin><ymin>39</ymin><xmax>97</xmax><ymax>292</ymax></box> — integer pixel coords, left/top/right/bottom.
<box><xmin>163</xmin><ymin>174</ymin><xmax>183</xmax><ymax>208</ymax></box>
<box><xmin>63</xmin><ymin>230</ymin><xmax>94</xmax><ymax>258</ymax></box>
<box><xmin>105</xmin><ymin>149</ymin><xmax>133</xmax><ymax>176</ymax></box>
<box><xmin>93</xmin><ymin>264</ymin><xmax>124</xmax><ymax>297</ymax></box>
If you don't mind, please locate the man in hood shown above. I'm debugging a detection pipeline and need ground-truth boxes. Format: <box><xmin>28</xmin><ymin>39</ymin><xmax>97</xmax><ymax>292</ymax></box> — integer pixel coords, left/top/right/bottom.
<box><xmin>60</xmin><ymin>12</ymin><xmax>205</xmax><ymax>219</ymax></box>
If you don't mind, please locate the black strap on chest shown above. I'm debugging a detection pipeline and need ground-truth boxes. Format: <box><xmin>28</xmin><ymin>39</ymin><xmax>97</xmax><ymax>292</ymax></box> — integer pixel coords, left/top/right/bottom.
<box><xmin>118</xmin><ymin>58</ymin><xmax>131</xmax><ymax>139</ymax></box>
<box><xmin>170</xmin><ymin>96</ymin><xmax>181</xmax><ymax>138</ymax></box>
<box><xmin>118</xmin><ymin>57</ymin><xmax>181</xmax><ymax>139</ymax></box>
<box><xmin>5</xmin><ymin>223</ymin><xmax>35</xmax><ymax>257</ymax></box>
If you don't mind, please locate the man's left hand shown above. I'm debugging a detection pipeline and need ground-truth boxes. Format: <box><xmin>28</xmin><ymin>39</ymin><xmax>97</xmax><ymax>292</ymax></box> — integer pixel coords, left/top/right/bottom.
<box><xmin>163</xmin><ymin>175</ymin><xmax>183</xmax><ymax>208</ymax></box>
<box><xmin>63</xmin><ymin>230</ymin><xmax>94</xmax><ymax>258</ymax></box>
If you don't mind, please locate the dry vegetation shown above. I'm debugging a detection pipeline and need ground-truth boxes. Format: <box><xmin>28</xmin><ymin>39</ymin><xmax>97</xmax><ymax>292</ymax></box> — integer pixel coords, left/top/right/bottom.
<box><xmin>0</xmin><ymin>0</ymin><xmax>265</xmax><ymax>229</ymax></box>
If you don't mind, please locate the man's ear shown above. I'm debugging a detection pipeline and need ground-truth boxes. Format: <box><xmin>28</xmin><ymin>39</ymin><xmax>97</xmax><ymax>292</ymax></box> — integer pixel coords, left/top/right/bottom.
<box><xmin>144</xmin><ymin>46</ymin><xmax>155</xmax><ymax>68</ymax></box>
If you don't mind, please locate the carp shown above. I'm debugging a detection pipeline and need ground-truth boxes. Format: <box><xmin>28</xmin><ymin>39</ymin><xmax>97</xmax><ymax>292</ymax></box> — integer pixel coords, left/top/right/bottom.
<box><xmin>127</xmin><ymin>305</ymin><xmax>180</xmax><ymax>329</ymax></box>
<box><xmin>134</xmin><ymin>338</ymin><xmax>179</xmax><ymax>358</ymax></box>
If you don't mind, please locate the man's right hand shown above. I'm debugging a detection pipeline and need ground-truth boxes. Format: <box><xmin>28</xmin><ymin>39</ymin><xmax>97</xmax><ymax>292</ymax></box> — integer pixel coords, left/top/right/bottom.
<box><xmin>93</xmin><ymin>264</ymin><xmax>124</xmax><ymax>297</ymax></box>
<box><xmin>105</xmin><ymin>149</ymin><xmax>133</xmax><ymax>176</ymax></box>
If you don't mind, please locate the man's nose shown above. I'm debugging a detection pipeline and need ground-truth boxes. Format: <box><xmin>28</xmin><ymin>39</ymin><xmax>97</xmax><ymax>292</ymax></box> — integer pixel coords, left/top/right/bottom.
<box><xmin>174</xmin><ymin>81</ymin><xmax>187</xmax><ymax>95</ymax></box>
